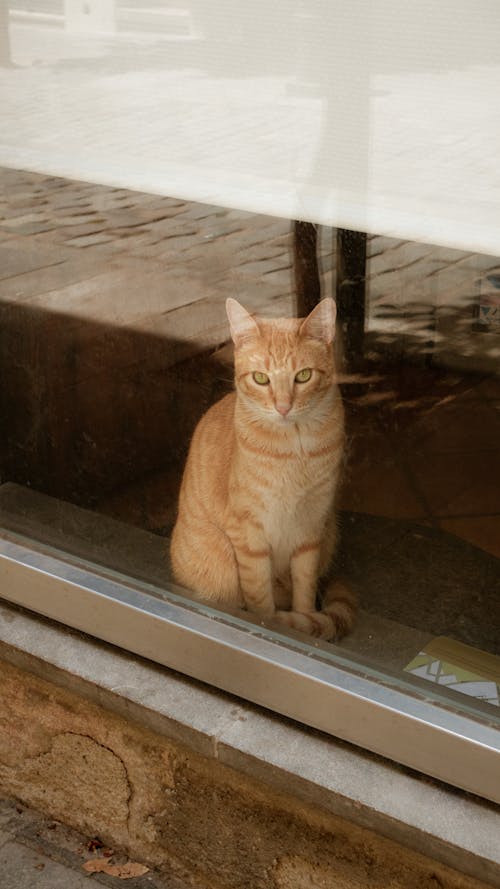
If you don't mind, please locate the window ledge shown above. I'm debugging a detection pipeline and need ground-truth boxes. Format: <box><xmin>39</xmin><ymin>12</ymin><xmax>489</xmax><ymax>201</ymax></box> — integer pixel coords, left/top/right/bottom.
<box><xmin>0</xmin><ymin>601</ymin><xmax>498</xmax><ymax>886</ymax></box>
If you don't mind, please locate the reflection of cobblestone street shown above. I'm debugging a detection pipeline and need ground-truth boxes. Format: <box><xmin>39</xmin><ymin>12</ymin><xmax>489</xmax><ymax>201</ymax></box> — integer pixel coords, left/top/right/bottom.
<box><xmin>0</xmin><ymin>165</ymin><xmax>298</xmax><ymax>339</ymax></box>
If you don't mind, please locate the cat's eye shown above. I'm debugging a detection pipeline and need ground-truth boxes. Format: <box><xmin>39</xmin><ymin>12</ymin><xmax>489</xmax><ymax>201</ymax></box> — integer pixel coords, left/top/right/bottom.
<box><xmin>295</xmin><ymin>368</ymin><xmax>312</xmax><ymax>383</ymax></box>
<box><xmin>252</xmin><ymin>371</ymin><xmax>270</xmax><ymax>385</ymax></box>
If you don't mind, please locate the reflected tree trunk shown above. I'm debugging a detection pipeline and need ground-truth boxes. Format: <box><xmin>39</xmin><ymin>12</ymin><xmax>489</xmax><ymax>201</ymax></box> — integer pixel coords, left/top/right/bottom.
<box><xmin>293</xmin><ymin>221</ymin><xmax>321</xmax><ymax>317</ymax></box>
<box><xmin>336</xmin><ymin>228</ymin><xmax>367</xmax><ymax>366</ymax></box>
<box><xmin>293</xmin><ymin>222</ymin><xmax>367</xmax><ymax>367</ymax></box>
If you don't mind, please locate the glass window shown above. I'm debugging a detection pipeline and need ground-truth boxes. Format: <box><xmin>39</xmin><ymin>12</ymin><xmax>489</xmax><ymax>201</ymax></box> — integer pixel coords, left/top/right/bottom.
<box><xmin>1</xmin><ymin>0</ymin><xmax>499</xmax><ymax>801</ymax></box>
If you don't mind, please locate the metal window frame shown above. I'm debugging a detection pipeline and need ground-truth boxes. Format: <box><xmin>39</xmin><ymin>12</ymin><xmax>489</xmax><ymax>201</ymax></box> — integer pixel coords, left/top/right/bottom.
<box><xmin>0</xmin><ymin>531</ymin><xmax>499</xmax><ymax>805</ymax></box>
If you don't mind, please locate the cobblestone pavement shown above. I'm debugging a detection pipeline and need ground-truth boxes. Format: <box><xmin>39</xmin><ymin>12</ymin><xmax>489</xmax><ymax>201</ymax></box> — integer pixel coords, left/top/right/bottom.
<box><xmin>1</xmin><ymin>163</ymin><xmax>499</xmax><ymax>371</ymax></box>
<box><xmin>0</xmin><ymin>796</ymin><xmax>192</xmax><ymax>888</ymax></box>
<box><xmin>0</xmin><ymin>165</ymin><xmax>301</xmax><ymax>355</ymax></box>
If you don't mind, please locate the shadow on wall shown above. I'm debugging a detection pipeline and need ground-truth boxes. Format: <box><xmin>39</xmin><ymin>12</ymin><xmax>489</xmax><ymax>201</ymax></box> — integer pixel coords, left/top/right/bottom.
<box><xmin>0</xmin><ymin>298</ymin><xmax>232</xmax><ymax>506</ymax></box>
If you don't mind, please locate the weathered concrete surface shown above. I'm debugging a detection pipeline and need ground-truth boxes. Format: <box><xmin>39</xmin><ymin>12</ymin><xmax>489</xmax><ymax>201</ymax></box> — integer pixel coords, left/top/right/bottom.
<box><xmin>0</xmin><ymin>841</ymin><xmax>92</xmax><ymax>889</ymax></box>
<box><xmin>0</xmin><ymin>657</ymin><xmax>495</xmax><ymax>889</ymax></box>
<box><xmin>0</xmin><ymin>795</ymin><xmax>193</xmax><ymax>888</ymax></box>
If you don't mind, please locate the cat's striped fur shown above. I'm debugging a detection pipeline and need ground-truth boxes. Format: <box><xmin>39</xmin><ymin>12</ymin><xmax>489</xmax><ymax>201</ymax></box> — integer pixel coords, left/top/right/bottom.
<box><xmin>170</xmin><ymin>297</ymin><xmax>356</xmax><ymax>640</ymax></box>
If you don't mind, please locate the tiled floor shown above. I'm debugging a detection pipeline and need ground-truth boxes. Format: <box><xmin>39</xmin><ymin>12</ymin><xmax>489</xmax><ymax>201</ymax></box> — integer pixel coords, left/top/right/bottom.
<box><xmin>98</xmin><ymin>362</ymin><xmax>500</xmax><ymax>562</ymax></box>
<box><xmin>341</xmin><ymin>365</ymin><xmax>500</xmax><ymax>558</ymax></box>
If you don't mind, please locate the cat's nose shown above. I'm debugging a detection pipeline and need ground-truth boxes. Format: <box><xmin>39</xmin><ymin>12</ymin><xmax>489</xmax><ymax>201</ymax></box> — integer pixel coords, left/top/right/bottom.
<box><xmin>276</xmin><ymin>402</ymin><xmax>291</xmax><ymax>416</ymax></box>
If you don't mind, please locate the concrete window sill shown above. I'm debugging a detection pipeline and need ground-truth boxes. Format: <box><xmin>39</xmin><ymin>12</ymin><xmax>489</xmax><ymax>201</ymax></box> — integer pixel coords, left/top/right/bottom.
<box><xmin>0</xmin><ymin>600</ymin><xmax>498</xmax><ymax>887</ymax></box>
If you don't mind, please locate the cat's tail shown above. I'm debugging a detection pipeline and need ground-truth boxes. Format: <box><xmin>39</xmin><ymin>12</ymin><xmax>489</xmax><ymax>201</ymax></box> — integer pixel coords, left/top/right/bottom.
<box><xmin>320</xmin><ymin>578</ymin><xmax>358</xmax><ymax>640</ymax></box>
<box><xmin>274</xmin><ymin>580</ymin><xmax>357</xmax><ymax>641</ymax></box>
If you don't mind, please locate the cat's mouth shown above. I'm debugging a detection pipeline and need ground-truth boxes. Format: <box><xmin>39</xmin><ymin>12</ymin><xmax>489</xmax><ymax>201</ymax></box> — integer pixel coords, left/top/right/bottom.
<box><xmin>274</xmin><ymin>411</ymin><xmax>294</xmax><ymax>423</ymax></box>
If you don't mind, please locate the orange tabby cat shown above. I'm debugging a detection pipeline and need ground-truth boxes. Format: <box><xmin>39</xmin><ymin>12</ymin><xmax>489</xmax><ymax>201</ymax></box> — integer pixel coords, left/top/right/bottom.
<box><xmin>170</xmin><ymin>297</ymin><xmax>356</xmax><ymax>640</ymax></box>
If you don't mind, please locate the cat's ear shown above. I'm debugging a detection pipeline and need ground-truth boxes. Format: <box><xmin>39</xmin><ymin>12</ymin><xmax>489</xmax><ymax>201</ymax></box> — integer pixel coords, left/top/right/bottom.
<box><xmin>299</xmin><ymin>298</ymin><xmax>336</xmax><ymax>344</ymax></box>
<box><xmin>226</xmin><ymin>298</ymin><xmax>260</xmax><ymax>346</ymax></box>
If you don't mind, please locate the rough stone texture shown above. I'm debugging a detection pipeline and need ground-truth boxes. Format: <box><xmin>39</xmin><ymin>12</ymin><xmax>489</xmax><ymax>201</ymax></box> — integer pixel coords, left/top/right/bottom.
<box><xmin>21</xmin><ymin>734</ymin><xmax>131</xmax><ymax>836</ymax></box>
<box><xmin>0</xmin><ymin>658</ymin><xmax>495</xmax><ymax>889</ymax></box>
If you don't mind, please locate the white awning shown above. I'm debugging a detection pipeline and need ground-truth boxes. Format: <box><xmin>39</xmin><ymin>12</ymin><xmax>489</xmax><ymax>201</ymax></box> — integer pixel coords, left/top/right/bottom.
<box><xmin>1</xmin><ymin>0</ymin><xmax>499</xmax><ymax>254</ymax></box>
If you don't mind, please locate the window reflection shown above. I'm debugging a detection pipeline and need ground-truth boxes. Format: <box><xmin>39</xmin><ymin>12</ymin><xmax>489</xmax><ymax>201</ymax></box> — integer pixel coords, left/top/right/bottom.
<box><xmin>1</xmin><ymin>166</ymin><xmax>499</xmax><ymax>718</ymax></box>
<box><xmin>0</xmin><ymin>0</ymin><xmax>499</xmax><ymax>721</ymax></box>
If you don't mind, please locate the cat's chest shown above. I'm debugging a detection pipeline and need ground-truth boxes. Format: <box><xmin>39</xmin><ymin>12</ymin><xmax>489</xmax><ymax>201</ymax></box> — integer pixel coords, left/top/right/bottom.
<box><xmin>263</xmin><ymin>455</ymin><xmax>320</xmax><ymax>499</ymax></box>
<box><xmin>254</xmin><ymin>446</ymin><xmax>337</xmax><ymax>531</ymax></box>
<box><xmin>233</xmin><ymin>420</ymin><xmax>342</xmax><ymax>523</ymax></box>
<box><xmin>258</xmin><ymin>467</ymin><xmax>331</xmax><ymax>567</ymax></box>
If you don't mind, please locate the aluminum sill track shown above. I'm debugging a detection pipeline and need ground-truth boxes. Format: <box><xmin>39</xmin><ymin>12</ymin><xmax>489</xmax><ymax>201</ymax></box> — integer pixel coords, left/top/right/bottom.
<box><xmin>0</xmin><ymin>533</ymin><xmax>498</xmax><ymax>805</ymax></box>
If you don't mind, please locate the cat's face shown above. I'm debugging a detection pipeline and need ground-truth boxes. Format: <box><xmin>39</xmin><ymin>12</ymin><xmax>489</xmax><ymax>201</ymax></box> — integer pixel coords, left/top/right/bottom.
<box><xmin>226</xmin><ymin>298</ymin><xmax>337</xmax><ymax>423</ymax></box>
